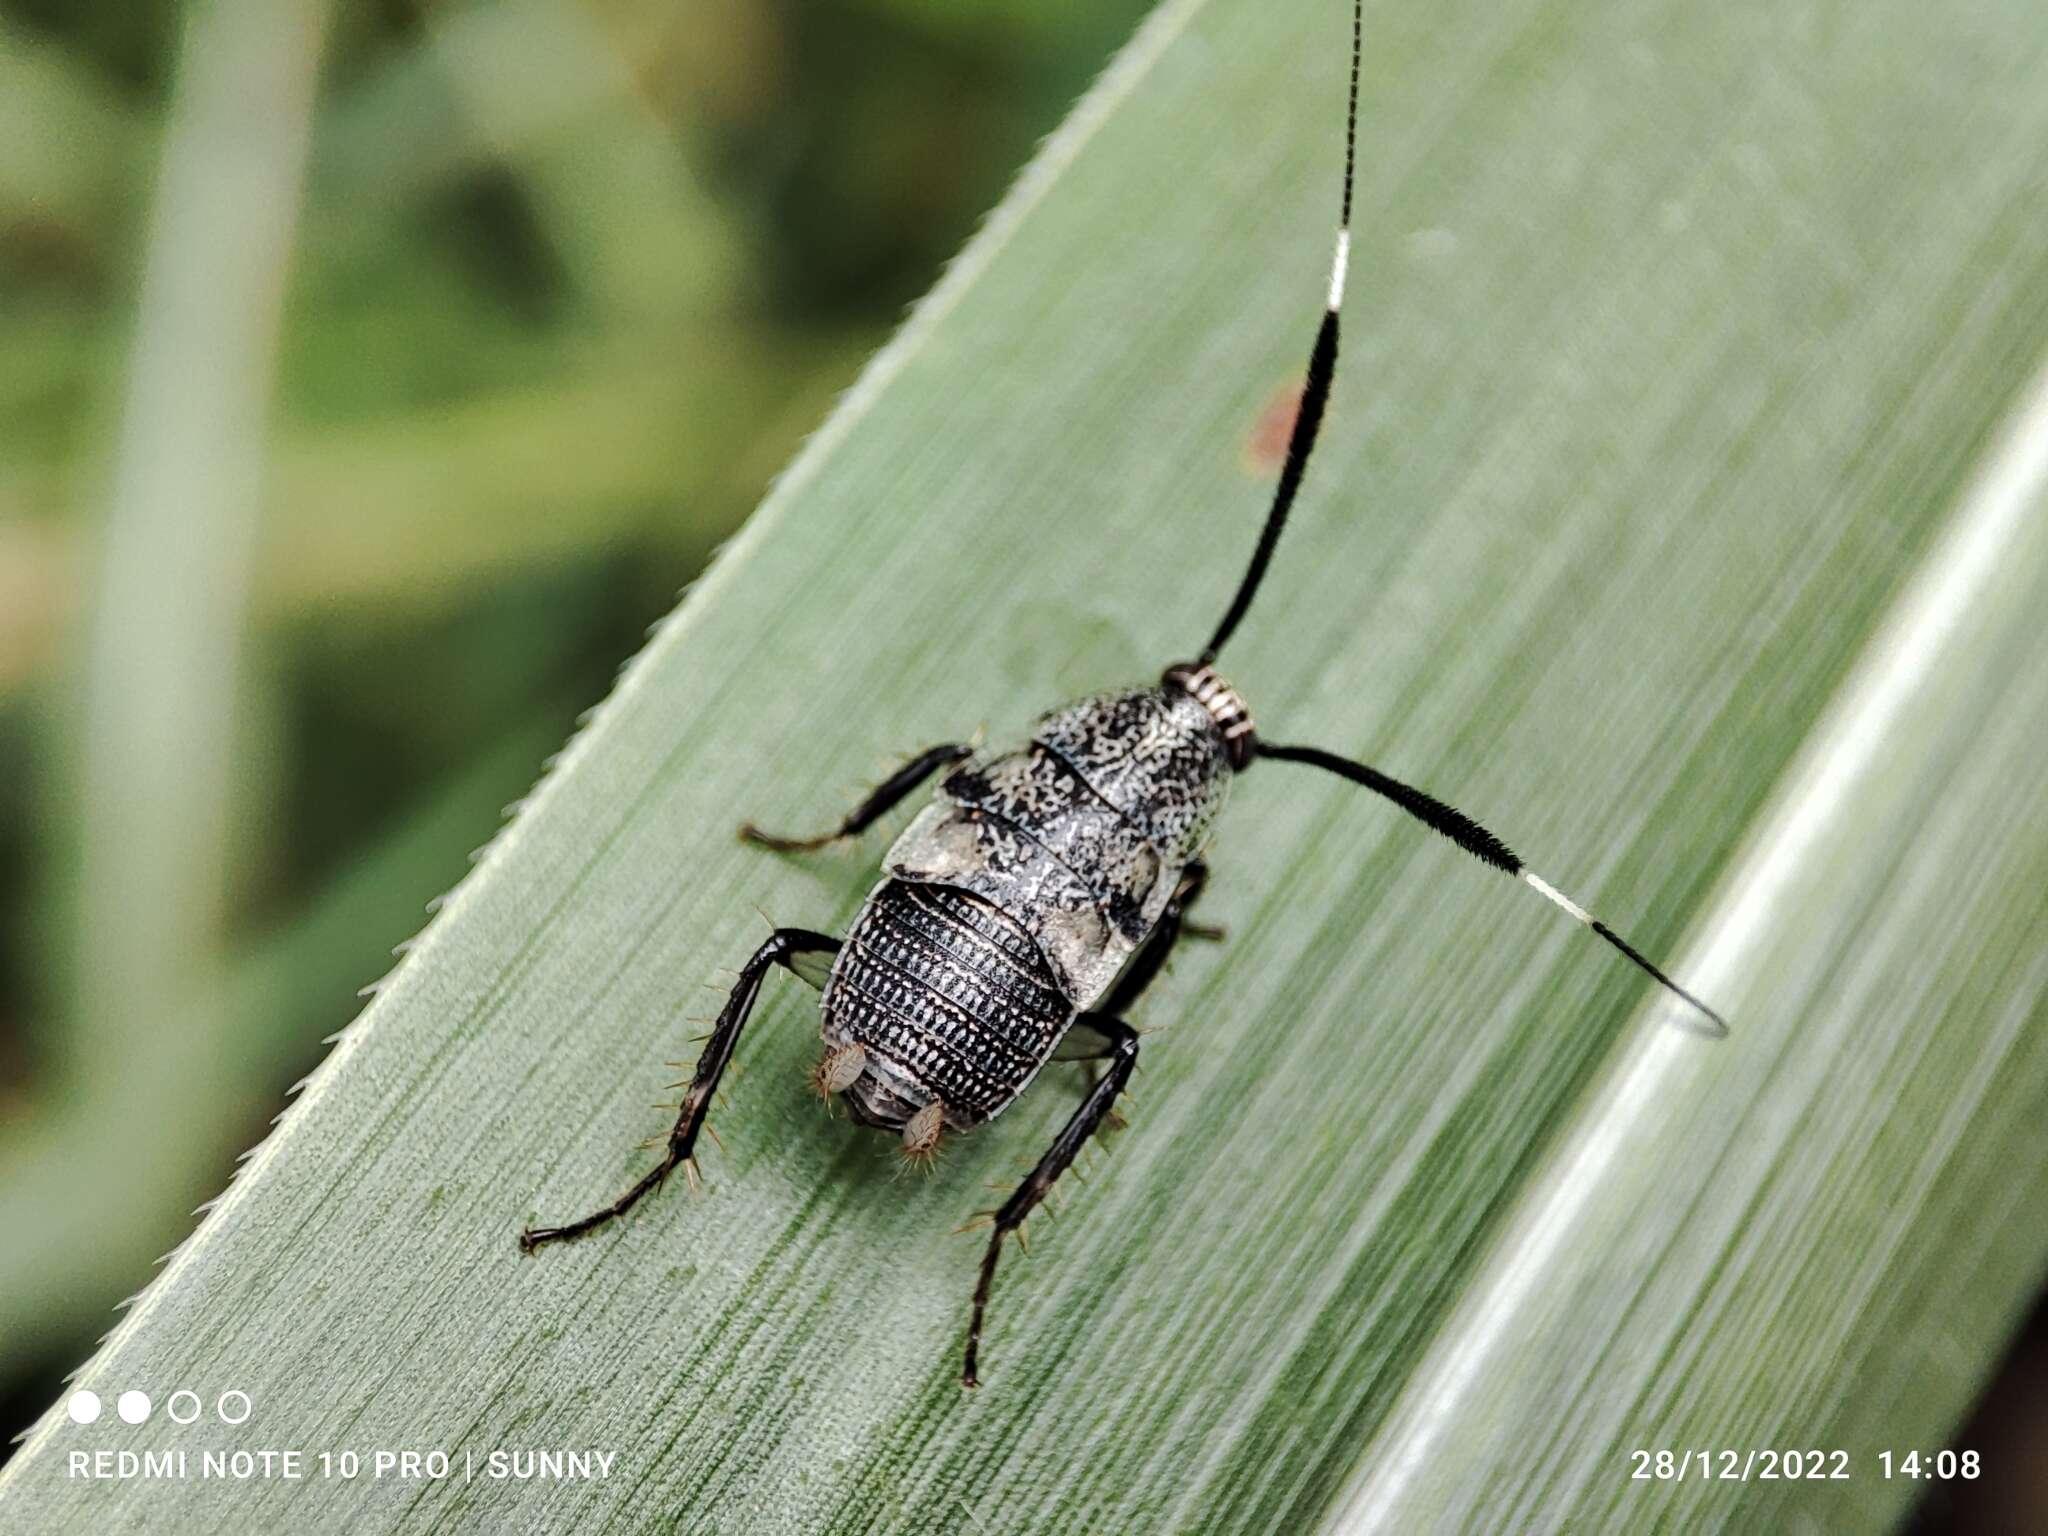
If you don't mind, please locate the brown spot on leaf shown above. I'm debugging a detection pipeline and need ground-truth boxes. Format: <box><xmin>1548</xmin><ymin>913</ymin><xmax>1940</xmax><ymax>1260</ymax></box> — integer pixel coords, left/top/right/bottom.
<box><xmin>1243</xmin><ymin>378</ymin><xmax>1306</xmax><ymax>473</ymax></box>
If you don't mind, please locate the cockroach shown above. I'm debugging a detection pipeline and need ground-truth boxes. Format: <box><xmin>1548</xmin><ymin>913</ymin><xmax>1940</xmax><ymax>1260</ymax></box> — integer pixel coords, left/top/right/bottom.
<box><xmin>520</xmin><ymin>0</ymin><xmax>1726</xmax><ymax>1388</ymax></box>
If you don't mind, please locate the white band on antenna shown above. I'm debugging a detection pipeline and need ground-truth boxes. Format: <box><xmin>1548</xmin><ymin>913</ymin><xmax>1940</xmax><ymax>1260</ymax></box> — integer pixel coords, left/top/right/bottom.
<box><xmin>1328</xmin><ymin>228</ymin><xmax>1351</xmax><ymax>312</ymax></box>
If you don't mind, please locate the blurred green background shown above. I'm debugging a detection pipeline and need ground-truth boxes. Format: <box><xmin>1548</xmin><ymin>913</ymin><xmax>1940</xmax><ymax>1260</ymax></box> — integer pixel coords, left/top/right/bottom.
<box><xmin>0</xmin><ymin>0</ymin><xmax>2040</xmax><ymax>1525</ymax></box>
<box><xmin>0</xmin><ymin>0</ymin><xmax>1152</xmax><ymax>1453</ymax></box>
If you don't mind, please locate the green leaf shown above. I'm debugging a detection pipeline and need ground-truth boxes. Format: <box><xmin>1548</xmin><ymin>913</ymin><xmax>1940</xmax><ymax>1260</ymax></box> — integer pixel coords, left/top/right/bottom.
<box><xmin>9</xmin><ymin>0</ymin><xmax>2048</xmax><ymax>1530</ymax></box>
<box><xmin>0</xmin><ymin>715</ymin><xmax>571</xmax><ymax>1381</ymax></box>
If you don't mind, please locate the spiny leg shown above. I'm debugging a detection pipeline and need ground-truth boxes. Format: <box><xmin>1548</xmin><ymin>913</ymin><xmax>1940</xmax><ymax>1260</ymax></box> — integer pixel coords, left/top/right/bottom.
<box><xmin>962</xmin><ymin>1013</ymin><xmax>1137</xmax><ymax>1389</ymax></box>
<box><xmin>739</xmin><ymin>742</ymin><xmax>973</xmax><ymax>852</ymax></box>
<box><xmin>1255</xmin><ymin>741</ymin><xmax>1728</xmax><ymax>1035</ymax></box>
<box><xmin>519</xmin><ymin>927</ymin><xmax>840</xmax><ymax>1251</ymax></box>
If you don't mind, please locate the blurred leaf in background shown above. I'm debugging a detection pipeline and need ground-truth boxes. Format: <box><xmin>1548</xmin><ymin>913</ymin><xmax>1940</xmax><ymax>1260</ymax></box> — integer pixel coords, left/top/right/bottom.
<box><xmin>0</xmin><ymin>0</ymin><xmax>1150</xmax><ymax>1442</ymax></box>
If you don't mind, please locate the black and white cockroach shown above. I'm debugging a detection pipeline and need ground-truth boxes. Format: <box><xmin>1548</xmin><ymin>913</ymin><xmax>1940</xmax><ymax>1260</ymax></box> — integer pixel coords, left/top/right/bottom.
<box><xmin>520</xmin><ymin>0</ymin><xmax>1728</xmax><ymax>1388</ymax></box>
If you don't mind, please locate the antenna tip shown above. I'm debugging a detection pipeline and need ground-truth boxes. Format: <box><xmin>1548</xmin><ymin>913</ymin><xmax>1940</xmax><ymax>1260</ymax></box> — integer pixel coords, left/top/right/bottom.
<box><xmin>1671</xmin><ymin>1001</ymin><xmax>1732</xmax><ymax>1041</ymax></box>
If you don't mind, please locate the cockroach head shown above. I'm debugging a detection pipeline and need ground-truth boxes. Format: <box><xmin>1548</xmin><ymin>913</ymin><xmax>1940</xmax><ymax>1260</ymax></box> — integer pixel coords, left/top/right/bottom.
<box><xmin>1162</xmin><ymin>662</ymin><xmax>1256</xmax><ymax>769</ymax></box>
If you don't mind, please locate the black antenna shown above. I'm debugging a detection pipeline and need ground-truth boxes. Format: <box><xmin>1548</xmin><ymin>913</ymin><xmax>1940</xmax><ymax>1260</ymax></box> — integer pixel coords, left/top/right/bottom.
<box><xmin>1257</xmin><ymin>741</ymin><xmax>1730</xmax><ymax>1036</ymax></box>
<box><xmin>1199</xmin><ymin>0</ymin><xmax>1362</xmax><ymax>666</ymax></box>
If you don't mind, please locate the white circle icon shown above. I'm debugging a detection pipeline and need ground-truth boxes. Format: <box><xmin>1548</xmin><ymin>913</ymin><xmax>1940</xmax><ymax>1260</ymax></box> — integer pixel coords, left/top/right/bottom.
<box><xmin>117</xmin><ymin>1391</ymin><xmax>151</xmax><ymax>1424</ymax></box>
<box><xmin>167</xmin><ymin>1391</ymin><xmax>202</xmax><ymax>1424</ymax></box>
<box><xmin>67</xmin><ymin>1391</ymin><xmax>102</xmax><ymax>1425</ymax></box>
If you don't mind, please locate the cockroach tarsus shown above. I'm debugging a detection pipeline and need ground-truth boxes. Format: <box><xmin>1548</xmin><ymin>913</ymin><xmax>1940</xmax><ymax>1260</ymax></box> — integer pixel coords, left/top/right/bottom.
<box><xmin>519</xmin><ymin>0</ymin><xmax>1727</xmax><ymax>1390</ymax></box>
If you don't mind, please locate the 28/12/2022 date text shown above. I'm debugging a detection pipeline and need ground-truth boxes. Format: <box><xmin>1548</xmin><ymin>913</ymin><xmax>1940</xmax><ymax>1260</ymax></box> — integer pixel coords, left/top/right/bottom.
<box><xmin>1628</xmin><ymin>1449</ymin><xmax>1982</xmax><ymax>1481</ymax></box>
